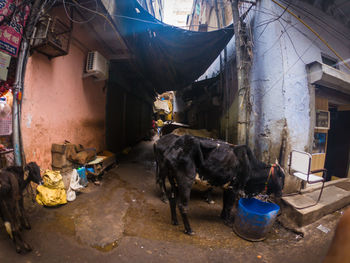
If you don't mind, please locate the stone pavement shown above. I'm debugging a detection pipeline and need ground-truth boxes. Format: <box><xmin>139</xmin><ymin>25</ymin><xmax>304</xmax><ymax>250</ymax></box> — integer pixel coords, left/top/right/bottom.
<box><xmin>0</xmin><ymin>140</ymin><xmax>347</xmax><ymax>263</ymax></box>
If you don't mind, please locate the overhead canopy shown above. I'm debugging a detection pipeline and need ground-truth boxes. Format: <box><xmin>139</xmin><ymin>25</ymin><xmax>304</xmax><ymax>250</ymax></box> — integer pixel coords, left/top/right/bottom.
<box><xmin>112</xmin><ymin>0</ymin><xmax>234</xmax><ymax>93</ymax></box>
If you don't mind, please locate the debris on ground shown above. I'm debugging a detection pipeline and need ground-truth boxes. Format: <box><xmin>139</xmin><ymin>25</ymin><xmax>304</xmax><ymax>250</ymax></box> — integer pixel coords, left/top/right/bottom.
<box><xmin>317</xmin><ymin>224</ymin><xmax>330</xmax><ymax>234</ymax></box>
<box><xmin>36</xmin><ymin>170</ymin><xmax>67</xmax><ymax>206</ymax></box>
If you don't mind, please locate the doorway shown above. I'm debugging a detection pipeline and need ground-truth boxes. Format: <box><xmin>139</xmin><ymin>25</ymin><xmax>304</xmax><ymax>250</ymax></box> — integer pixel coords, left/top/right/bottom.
<box><xmin>325</xmin><ymin>108</ymin><xmax>350</xmax><ymax>179</ymax></box>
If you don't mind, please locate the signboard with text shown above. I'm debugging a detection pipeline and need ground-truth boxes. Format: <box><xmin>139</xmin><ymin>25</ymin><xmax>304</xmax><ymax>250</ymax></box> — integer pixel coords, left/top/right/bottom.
<box><xmin>0</xmin><ymin>0</ymin><xmax>30</xmax><ymax>57</ymax></box>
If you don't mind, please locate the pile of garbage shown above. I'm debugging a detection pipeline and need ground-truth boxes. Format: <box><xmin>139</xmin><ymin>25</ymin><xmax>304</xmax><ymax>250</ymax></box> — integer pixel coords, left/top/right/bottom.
<box><xmin>35</xmin><ymin>142</ymin><xmax>116</xmax><ymax>207</ymax></box>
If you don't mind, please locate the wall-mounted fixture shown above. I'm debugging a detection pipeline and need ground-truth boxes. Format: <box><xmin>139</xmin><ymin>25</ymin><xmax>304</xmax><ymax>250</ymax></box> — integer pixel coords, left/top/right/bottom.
<box><xmin>315</xmin><ymin>110</ymin><xmax>330</xmax><ymax>130</ymax></box>
<box><xmin>84</xmin><ymin>51</ymin><xmax>109</xmax><ymax>81</ymax></box>
<box><xmin>31</xmin><ymin>16</ymin><xmax>71</xmax><ymax>58</ymax></box>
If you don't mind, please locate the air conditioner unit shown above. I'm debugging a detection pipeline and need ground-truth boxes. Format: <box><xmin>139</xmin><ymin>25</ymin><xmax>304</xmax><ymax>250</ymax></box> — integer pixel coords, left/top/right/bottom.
<box><xmin>85</xmin><ymin>51</ymin><xmax>109</xmax><ymax>81</ymax></box>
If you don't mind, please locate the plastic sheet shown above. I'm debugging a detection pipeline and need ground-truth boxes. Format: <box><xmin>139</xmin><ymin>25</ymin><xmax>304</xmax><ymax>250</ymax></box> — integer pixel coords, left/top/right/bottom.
<box><xmin>113</xmin><ymin>0</ymin><xmax>234</xmax><ymax>93</ymax></box>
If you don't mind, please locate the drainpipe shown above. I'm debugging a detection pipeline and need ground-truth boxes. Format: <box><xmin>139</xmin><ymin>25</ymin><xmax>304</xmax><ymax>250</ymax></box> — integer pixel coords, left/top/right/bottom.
<box><xmin>213</xmin><ymin>0</ymin><xmax>225</xmax><ymax>139</ymax></box>
<box><xmin>13</xmin><ymin>40</ymin><xmax>28</xmax><ymax>166</ymax></box>
<box><xmin>215</xmin><ymin>0</ymin><xmax>229</xmax><ymax>142</ymax></box>
<box><xmin>12</xmin><ymin>0</ymin><xmax>46</xmax><ymax>166</ymax></box>
<box><xmin>221</xmin><ymin>3</ymin><xmax>229</xmax><ymax>142</ymax></box>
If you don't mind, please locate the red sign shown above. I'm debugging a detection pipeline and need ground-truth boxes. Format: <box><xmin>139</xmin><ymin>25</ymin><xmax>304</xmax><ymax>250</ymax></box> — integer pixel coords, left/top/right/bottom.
<box><xmin>0</xmin><ymin>0</ymin><xmax>30</xmax><ymax>57</ymax></box>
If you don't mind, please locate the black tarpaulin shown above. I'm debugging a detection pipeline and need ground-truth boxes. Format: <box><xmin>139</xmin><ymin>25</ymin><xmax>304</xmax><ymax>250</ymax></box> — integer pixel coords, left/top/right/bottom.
<box><xmin>112</xmin><ymin>0</ymin><xmax>234</xmax><ymax>93</ymax></box>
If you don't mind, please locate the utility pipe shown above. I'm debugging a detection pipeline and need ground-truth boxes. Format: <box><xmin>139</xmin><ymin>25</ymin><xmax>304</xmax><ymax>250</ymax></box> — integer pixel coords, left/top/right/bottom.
<box><xmin>12</xmin><ymin>0</ymin><xmax>46</xmax><ymax>166</ymax></box>
<box><xmin>213</xmin><ymin>0</ymin><xmax>226</xmax><ymax>139</ymax></box>
<box><xmin>12</xmin><ymin>40</ymin><xmax>28</xmax><ymax>166</ymax></box>
<box><xmin>221</xmin><ymin>2</ymin><xmax>229</xmax><ymax>142</ymax></box>
<box><xmin>231</xmin><ymin>0</ymin><xmax>247</xmax><ymax>145</ymax></box>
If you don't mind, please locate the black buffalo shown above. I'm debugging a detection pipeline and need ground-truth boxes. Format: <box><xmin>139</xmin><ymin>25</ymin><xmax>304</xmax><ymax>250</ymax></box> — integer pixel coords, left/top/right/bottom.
<box><xmin>154</xmin><ymin>134</ymin><xmax>285</xmax><ymax>235</ymax></box>
<box><xmin>0</xmin><ymin>162</ymin><xmax>43</xmax><ymax>253</ymax></box>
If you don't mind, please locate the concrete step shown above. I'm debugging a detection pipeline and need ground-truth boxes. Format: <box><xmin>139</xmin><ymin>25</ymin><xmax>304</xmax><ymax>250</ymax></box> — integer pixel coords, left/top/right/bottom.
<box><xmin>281</xmin><ymin>179</ymin><xmax>350</xmax><ymax>227</ymax></box>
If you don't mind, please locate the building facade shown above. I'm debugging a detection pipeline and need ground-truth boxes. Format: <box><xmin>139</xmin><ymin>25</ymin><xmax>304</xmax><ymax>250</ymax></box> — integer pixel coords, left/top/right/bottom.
<box><xmin>21</xmin><ymin>0</ymin><xmax>162</xmax><ymax>169</ymax></box>
<box><xmin>185</xmin><ymin>0</ymin><xmax>350</xmax><ymax>191</ymax></box>
<box><xmin>138</xmin><ymin>0</ymin><xmax>164</xmax><ymax>21</ymax></box>
<box><xmin>163</xmin><ymin>0</ymin><xmax>193</xmax><ymax>27</ymax></box>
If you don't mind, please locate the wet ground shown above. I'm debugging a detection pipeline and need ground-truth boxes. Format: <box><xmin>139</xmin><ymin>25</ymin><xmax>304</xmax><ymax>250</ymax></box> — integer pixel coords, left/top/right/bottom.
<box><xmin>0</xmin><ymin>139</ymin><xmax>344</xmax><ymax>263</ymax></box>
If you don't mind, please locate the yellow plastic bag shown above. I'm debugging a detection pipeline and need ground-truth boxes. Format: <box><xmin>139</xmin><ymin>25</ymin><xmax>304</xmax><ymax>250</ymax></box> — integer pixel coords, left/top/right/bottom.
<box><xmin>42</xmin><ymin>170</ymin><xmax>65</xmax><ymax>189</ymax></box>
<box><xmin>36</xmin><ymin>170</ymin><xmax>67</xmax><ymax>206</ymax></box>
<box><xmin>36</xmin><ymin>186</ymin><xmax>67</xmax><ymax>206</ymax></box>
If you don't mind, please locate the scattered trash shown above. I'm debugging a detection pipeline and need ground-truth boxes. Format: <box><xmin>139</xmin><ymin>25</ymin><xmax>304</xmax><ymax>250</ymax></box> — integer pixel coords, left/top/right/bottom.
<box><xmin>257</xmin><ymin>255</ymin><xmax>262</xmax><ymax>259</ymax></box>
<box><xmin>77</xmin><ymin>167</ymin><xmax>89</xmax><ymax>187</ymax></box>
<box><xmin>93</xmin><ymin>181</ymin><xmax>101</xmax><ymax>186</ymax></box>
<box><xmin>295</xmin><ymin>234</ymin><xmax>303</xmax><ymax>240</ymax></box>
<box><xmin>67</xmin><ymin>169</ymin><xmax>85</xmax><ymax>202</ymax></box>
<box><xmin>132</xmin><ymin>199</ymin><xmax>136</xmax><ymax>202</ymax></box>
<box><xmin>317</xmin><ymin>224</ymin><xmax>330</xmax><ymax>233</ymax></box>
<box><xmin>36</xmin><ymin>170</ymin><xmax>67</xmax><ymax>206</ymax></box>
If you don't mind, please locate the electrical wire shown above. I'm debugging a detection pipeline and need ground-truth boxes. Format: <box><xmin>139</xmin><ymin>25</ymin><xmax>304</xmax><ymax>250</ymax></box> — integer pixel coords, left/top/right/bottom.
<box><xmin>65</xmin><ymin>0</ymin><xmax>234</xmax><ymax>32</ymax></box>
<box><xmin>279</xmin><ymin>0</ymin><xmax>350</xmax><ymax>42</ymax></box>
<box><xmin>271</xmin><ymin>0</ymin><xmax>350</xmax><ymax>71</ymax></box>
<box><xmin>258</xmin><ymin>35</ymin><xmax>319</xmax><ymax>99</ymax></box>
<box><xmin>63</xmin><ymin>0</ymin><xmax>97</xmax><ymax>24</ymax></box>
<box><xmin>254</xmin><ymin>3</ymin><xmax>291</xmax><ymax>42</ymax></box>
<box><xmin>42</xmin><ymin>0</ymin><xmax>57</xmax><ymax>16</ymax></box>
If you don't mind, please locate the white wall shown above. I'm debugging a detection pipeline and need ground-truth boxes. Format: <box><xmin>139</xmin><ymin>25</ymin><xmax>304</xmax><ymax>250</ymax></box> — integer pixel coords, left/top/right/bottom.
<box><xmin>249</xmin><ymin>0</ymin><xmax>350</xmax><ymax>162</ymax></box>
<box><xmin>196</xmin><ymin>0</ymin><xmax>350</xmax><ymax>163</ymax></box>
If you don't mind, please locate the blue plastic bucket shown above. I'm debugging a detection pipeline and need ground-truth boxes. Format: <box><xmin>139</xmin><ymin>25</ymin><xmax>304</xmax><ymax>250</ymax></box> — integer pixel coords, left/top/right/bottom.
<box><xmin>233</xmin><ymin>198</ymin><xmax>280</xmax><ymax>241</ymax></box>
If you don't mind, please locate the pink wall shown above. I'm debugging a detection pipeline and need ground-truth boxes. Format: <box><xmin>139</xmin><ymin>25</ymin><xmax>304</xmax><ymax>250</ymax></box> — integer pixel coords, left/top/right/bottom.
<box><xmin>22</xmin><ymin>21</ymin><xmax>109</xmax><ymax>169</ymax></box>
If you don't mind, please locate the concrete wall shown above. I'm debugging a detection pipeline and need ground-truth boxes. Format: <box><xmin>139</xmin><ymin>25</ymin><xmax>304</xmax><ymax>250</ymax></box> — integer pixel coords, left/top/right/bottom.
<box><xmin>178</xmin><ymin>0</ymin><xmax>349</xmax><ymax>192</ymax></box>
<box><xmin>198</xmin><ymin>0</ymin><xmax>350</xmax><ymax>171</ymax></box>
<box><xmin>249</xmin><ymin>0</ymin><xmax>350</xmax><ymax>165</ymax></box>
<box><xmin>22</xmin><ymin>15</ymin><xmax>110</xmax><ymax>169</ymax></box>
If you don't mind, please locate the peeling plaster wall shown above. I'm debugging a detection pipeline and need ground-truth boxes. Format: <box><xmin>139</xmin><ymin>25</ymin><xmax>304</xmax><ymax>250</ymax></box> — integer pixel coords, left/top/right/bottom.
<box><xmin>22</xmin><ymin>21</ymin><xmax>110</xmax><ymax>169</ymax></box>
<box><xmin>191</xmin><ymin>0</ymin><xmax>350</xmax><ymax>192</ymax></box>
<box><xmin>249</xmin><ymin>0</ymin><xmax>350</xmax><ymax>164</ymax></box>
<box><xmin>220</xmin><ymin>96</ymin><xmax>238</xmax><ymax>143</ymax></box>
<box><xmin>197</xmin><ymin>0</ymin><xmax>350</xmax><ymax>165</ymax></box>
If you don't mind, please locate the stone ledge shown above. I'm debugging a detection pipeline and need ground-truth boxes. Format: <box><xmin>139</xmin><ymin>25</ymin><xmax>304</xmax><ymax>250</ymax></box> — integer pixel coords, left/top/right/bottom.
<box><xmin>281</xmin><ymin>182</ymin><xmax>350</xmax><ymax>227</ymax></box>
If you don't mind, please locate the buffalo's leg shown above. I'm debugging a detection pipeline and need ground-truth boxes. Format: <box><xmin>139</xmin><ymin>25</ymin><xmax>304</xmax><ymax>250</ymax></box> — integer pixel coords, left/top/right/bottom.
<box><xmin>156</xmin><ymin>164</ymin><xmax>168</xmax><ymax>203</ymax></box>
<box><xmin>220</xmin><ymin>187</ymin><xmax>235</xmax><ymax>224</ymax></box>
<box><xmin>19</xmin><ymin>198</ymin><xmax>31</xmax><ymax>230</ymax></box>
<box><xmin>177</xmin><ymin>174</ymin><xmax>195</xmax><ymax>235</ymax></box>
<box><xmin>158</xmin><ymin>167</ymin><xmax>168</xmax><ymax>203</ymax></box>
<box><xmin>4</xmin><ymin>221</ymin><xmax>22</xmax><ymax>253</ymax></box>
<box><xmin>2</xmin><ymin>202</ymin><xmax>31</xmax><ymax>253</ymax></box>
<box><xmin>204</xmin><ymin>187</ymin><xmax>215</xmax><ymax>204</ymax></box>
<box><xmin>1</xmin><ymin>202</ymin><xmax>22</xmax><ymax>252</ymax></box>
<box><xmin>160</xmin><ymin>180</ymin><xmax>168</xmax><ymax>203</ymax></box>
<box><xmin>12</xmin><ymin>224</ymin><xmax>32</xmax><ymax>252</ymax></box>
<box><xmin>167</xmin><ymin>176</ymin><xmax>178</xmax><ymax>225</ymax></box>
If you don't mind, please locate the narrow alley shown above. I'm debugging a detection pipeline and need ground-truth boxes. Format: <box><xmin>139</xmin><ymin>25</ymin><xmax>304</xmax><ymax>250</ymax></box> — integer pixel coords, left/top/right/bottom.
<box><xmin>0</xmin><ymin>139</ymin><xmax>345</xmax><ymax>263</ymax></box>
<box><xmin>0</xmin><ymin>0</ymin><xmax>350</xmax><ymax>262</ymax></box>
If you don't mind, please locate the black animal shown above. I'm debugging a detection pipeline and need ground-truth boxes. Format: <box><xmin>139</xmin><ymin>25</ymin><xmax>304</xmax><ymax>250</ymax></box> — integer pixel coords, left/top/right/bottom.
<box><xmin>154</xmin><ymin>134</ymin><xmax>179</xmax><ymax>202</ymax></box>
<box><xmin>155</xmin><ymin>134</ymin><xmax>285</xmax><ymax>235</ymax></box>
<box><xmin>0</xmin><ymin>162</ymin><xmax>43</xmax><ymax>253</ymax></box>
<box><xmin>154</xmin><ymin>134</ymin><xmax>215</xmax><ymax>204</ymax></box>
